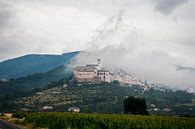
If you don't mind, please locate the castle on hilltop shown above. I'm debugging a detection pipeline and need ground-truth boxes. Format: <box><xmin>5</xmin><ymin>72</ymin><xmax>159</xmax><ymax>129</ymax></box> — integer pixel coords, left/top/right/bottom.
<box><xmin>74</xmin><ymin>59</ymin><xmax>113</xmax><ymax>83</ymax></box>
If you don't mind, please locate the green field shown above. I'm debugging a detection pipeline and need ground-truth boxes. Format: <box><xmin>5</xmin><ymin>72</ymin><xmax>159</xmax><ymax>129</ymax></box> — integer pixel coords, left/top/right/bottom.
<box><xmin>13</xmin><ymin>112</ymin><xmax>195</xmax><ymax>129</ymax></box>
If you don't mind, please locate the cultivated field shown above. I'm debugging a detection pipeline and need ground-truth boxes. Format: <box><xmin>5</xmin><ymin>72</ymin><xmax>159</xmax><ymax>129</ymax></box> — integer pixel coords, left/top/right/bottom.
<box><xmin>13</xmin><ymin>112</ymin><xmax>195</xmax><ymax>129</ymax></box>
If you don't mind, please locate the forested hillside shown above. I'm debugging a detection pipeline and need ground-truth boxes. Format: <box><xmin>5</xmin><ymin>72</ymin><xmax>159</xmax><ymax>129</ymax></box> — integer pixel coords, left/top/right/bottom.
<box><xmin>0</xmin><ymin>51</ymin><xmax>79</xmax><ymax>79</ymax></box>
<box><xmin>15</xmin><ymin>80</ymin><xmax>195</xmax><ymax>116</ymax></box>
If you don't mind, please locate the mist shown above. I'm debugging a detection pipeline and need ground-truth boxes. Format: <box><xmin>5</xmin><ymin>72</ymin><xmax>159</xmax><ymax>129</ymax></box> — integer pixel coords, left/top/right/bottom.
<box><xmin>73</xmin><ymin>11</ymin><xmax>195</xmax><ymax>89</ymax></box>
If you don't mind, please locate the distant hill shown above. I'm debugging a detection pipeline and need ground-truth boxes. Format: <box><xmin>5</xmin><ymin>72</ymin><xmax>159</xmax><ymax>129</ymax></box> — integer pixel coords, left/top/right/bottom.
<box><xmin>0</xmin><ymin>64</ymin><xmax>74</xmax><ymax>98</ymax></box>
<box><xmin>0</xmin><ymin>59</ymin><xmax>78</xmax><ymax>111</ymax></box>
<box><xmin>0</xmin><ymin>51</ymin><xmax>79</xmax><ymax>79</ymax></box>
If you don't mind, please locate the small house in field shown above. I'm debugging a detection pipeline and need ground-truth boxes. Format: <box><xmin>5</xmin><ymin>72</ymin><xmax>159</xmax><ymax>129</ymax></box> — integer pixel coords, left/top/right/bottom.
<box><xmin>43</xmin><ymin>105</ymin><xmax>53</xmax><ymax>110</ymax></box>
<box><xmin>68</xmin><ymin>107</ymin><xmax>80</xmax><ymax>112</ymax></box>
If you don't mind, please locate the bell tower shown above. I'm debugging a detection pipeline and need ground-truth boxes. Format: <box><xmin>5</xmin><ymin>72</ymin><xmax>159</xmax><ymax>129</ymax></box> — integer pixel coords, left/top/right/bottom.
<box><xmin>97</xmin><ymin>59</ymin><xmax>102</xmax><ymax>70</ymax></box>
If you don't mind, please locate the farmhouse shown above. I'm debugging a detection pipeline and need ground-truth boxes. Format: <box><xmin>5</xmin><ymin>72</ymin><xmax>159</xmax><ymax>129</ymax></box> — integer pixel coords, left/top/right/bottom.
<box><xmin>68</xmin><ymin>107</ymin><xmax>80</xmax><ymax>112</ymax></box>
<box><xmin>74</xmin><ymin>59</ymin><xmax>113</xmax><ymax>83</ymax></box>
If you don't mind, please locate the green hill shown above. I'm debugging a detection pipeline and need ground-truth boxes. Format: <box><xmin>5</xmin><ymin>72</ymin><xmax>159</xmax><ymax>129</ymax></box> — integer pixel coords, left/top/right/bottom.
<box><xmin>0</xmin><ymin>64</ymin><xmax>74</xmax><ymax>111</ymax></box>
<box><xmin>0</xmin><ymin>64</ymin><xmax>73</xmax><ymax>96</ymax></box>
<box><xmin>0</xmin><ymin>51</ymin><xmax>79</xmax><ymax>79</ymax></box>
<box><xmin>15</xmin><ymin>81</ymin><xmax>195</xmax><ymax>116</ymax></box>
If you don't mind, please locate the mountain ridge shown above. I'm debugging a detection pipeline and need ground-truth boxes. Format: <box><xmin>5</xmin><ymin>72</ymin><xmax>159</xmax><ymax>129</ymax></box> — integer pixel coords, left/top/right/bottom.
<box><xmin>0</xmin><ymin>51</ymin><xmax>79</xmax><ymax>79</ymax></box>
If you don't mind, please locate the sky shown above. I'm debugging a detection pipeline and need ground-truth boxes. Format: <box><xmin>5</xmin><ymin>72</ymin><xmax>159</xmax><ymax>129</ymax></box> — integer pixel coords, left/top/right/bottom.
<box><xmin>0</xmin><ymin>0</ymin><xmax>195</xmax><ymax>88</ymax></box>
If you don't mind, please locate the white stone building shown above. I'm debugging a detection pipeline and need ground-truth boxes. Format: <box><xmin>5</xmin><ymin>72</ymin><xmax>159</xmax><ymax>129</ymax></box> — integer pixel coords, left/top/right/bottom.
<box><xmin>74</xmin><ymin>59</ymin><xmax>113</xmax><ymax>83</ymax></box>
<box><xmin>43</xmin><ymin>105</ymin><xmax>53</xmax><ymax>110</ymax></box>
<box><xmin>68</xmin><ymin>107</ymin><xmax>80</xmax><ymax>112</ymax></box>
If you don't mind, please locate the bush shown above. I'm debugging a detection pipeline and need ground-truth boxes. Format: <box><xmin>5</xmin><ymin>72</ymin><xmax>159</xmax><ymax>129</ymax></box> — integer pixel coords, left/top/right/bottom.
<box><xmin>12</xmin><ymin>112</ymin><xmax>27</xmax><ymax>119</ymax></box>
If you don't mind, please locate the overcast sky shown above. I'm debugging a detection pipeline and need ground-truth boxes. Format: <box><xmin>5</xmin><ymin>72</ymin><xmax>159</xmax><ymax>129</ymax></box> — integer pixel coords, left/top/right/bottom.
<box><xmin>0</xmin><ymin>0</ymin><xmax>195</xmax><ymax>88</ymax></box>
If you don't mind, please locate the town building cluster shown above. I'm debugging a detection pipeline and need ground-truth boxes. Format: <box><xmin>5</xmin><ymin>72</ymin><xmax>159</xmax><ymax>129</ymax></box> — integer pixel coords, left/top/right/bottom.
<box><xmin>74</xmin><ymin>59</ymin><xmax>113</xmax><ymax>83</ymax></box>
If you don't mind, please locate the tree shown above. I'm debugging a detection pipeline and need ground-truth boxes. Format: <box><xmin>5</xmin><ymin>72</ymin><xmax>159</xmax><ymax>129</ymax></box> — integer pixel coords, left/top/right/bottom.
<box><xmin>123</xmin><ymin>96</ymin><xmax>148</xmax><ymax>115</ymax></box>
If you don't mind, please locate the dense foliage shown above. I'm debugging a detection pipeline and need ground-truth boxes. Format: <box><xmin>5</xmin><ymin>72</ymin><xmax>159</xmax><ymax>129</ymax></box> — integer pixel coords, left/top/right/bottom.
<box><xmin>12</xmin><ymin>112</ymin><xmax>27</xmax><ymax>119</ymax></box>
<box><xmin>124</xmin><ymin>96</ymin><xmax>148</xmax><ymax>115</ymax></box>
<box><xmin>19</xmin><ymin>112</ymin><xmax>195</xmax><ymax>129</ymax></box>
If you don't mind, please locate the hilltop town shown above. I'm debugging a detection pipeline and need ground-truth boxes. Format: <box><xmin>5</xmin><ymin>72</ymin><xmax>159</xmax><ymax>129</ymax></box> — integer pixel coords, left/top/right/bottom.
<box><xmin>73</xmin><ymin>59</ymin><xmax>143</xmax><ymax>85</ymax></box>
<box><xmin>74</xmin><ymin>59</ymin><xmax>112</xmax><ymax>83</ymax></box>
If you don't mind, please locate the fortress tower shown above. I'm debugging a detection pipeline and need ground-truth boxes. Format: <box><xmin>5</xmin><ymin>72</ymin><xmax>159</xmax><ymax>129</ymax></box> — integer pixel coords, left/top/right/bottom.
<box><xmin>96</xmin><ymin>59</ymin><xmax>102</xmax><ymax>70</ymax></box>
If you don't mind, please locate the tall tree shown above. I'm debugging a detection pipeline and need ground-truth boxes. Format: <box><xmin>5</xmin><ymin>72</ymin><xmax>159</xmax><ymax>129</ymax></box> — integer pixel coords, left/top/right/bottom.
<box><xmin>123</xmin><ymin>96</ymin><xmax>148</xmax><ymax>115</ymax></box>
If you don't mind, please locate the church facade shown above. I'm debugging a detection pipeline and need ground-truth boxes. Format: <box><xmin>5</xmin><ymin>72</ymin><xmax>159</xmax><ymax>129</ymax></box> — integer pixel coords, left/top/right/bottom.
<box><xmin>74</xmin><ymin>59</ymin><xmax>113</xmax><ymax>83</ymax></box>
